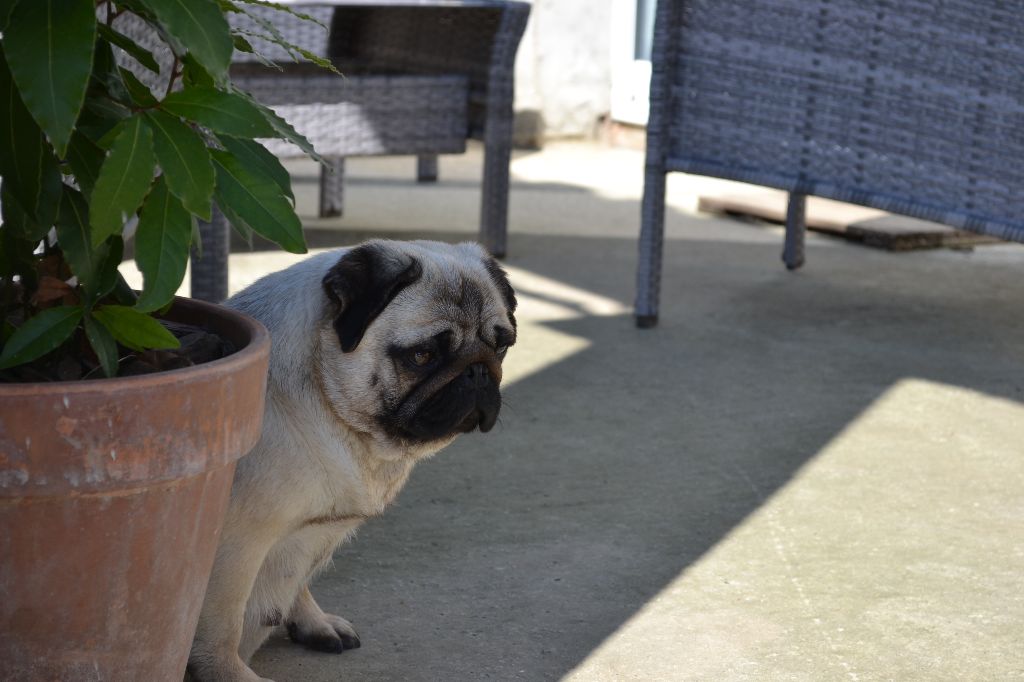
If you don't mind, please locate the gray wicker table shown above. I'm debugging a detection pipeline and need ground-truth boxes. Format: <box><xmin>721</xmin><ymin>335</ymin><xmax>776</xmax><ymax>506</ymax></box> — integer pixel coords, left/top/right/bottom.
<box><xmin>192</xmin><ymin>0</ymin><xmax>529</xmax><ymax>302</ymax></box>
<box><xmin>636</xmin><ymin>0</ymin><xmax>1024</xmax><ymax>327</ymax></box>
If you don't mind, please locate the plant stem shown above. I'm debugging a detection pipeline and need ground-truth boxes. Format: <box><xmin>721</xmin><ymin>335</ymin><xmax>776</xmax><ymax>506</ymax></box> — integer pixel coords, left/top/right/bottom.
<box><xmin>165</xmin><ymin>58</ymin><xmax>181</xmax><ymax>97</ymax></box>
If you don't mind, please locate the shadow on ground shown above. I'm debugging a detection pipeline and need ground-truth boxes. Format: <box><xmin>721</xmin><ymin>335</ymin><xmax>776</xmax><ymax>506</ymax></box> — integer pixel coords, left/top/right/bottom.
<box><xmin>246</xmin><ymin>171</ymin><xmax>1024</xmax><ymax>680</ymax></box>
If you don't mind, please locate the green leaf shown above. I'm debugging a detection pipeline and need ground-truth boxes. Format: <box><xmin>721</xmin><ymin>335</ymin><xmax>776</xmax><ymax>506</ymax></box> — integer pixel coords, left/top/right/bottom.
<box><xmin>231</xmin><ymin>10</ymin><xmax>293</xmax><ymax>59</ymax></box>
<box><xmin>217</xmin><ymin>133</ymin><xmax>292</xmax><ymax>200</ymax></box>
<box><xmin>55</xmin><ymin>187</ymin><xmax>99</xmax><ymax>283</ymax></box>
<box><xmin>118</xmin><ymin>68</ymin><xmax>159</xmax><ymax>107</ymax></box>
<box><xmin>66</xmin><ymin>130</ymin><xmax>107</xmax><ymax>196</ymax></box>
<box><xmin>258</xmin><ymin>96</ymin><xmax>321</xmax><ymax>161</ymax></box>
<box><xmin>98</xmin><ymin>24</ymin><xmax>160</xmax><ymax>74</ymax></box>
<box><xmin>95</xmin><ymin>117</ymin><xmax>129</xmax><ymax>150</ymax></box>
<box><xmin>230</xmin><ymin>0</ymin><xmax>328</xmax><ymax>29</ymax></box>
<box><xmin>239</xmin><ymin>91</ymin><xmax>325</xmax><ymax>164</ymax></box>
<box><xmin>1</xmin><ymin>179</ymin><xmax>49</xmax><ymax>242</ymax></box>
<box><xmin>112</xmin><ymin>271</ymin><xmax>139</xmax><ymax>306</ymax></box>
<box><xmin>2</xmin><ymin>0</ymin><xmax>96</xmax><ymax>156</ymax></box>
<box><xmin>181</xmin><ymin>53</ymin><xmax>215</xmax><ymax>88</ymax></box>
<box><xmin>215</xmin><ymin>196</ymin><xmax>254</xmax><ymax>244</ymax></box>
<box><xmin>90</xmin><ymin>115</ymin><xmax>156</xmax><ymax>245</ymax></box>
<box><xmin>84</xmin><ymin>314</ymin><xmax>119</xmax><ymax>378</ymax></box>
<box><xmin>0</xmin><ymin>0</ymin><xmax>17</xmax><ymax>32</ymax></box>
<box><xmin>0</xmin><ymin>47</ymin><xmax>62</xmax><ymax>228</ymax></box>
<box><xmin>137</xmin><ymin>0</ymin><xmax>232</xmax><ymax>80</ymax></box>
<box><xmin>111</xmin><ymin>0</ymin><xmax>158</xmax><ymax>23</ymax></box>
<box><xmin>87</xmin><ymin>41</ymin><xmax>134</xmax><ymax>112</ymax></box>
<box><xmin>162</xmin><ymin>86</ymin><xmax>278</xmax><ymax>137</ymax></box>
<box><xmin>190</xmin><ymin>215</ymin><xmax>203</xmax><ymax>258</ymax></box>
<box><xmin>143</xmin><ymin>109</ymin><xmax>214</xmax><ymax>220</ymax></box>
<box><xmin>81</xmin><ymin>98</ymin><xmax>132</xmax><ymax>142</ymax></box>
<box><xmin>226</xmin><ymin>32</ymin><xmax>281</xmax><ymax>71</ymax></box>
<box><xmin>0</xmin><ymin>305</ymin><xmax>82</xmax><ymax>370</ymax></box>
<box><xmin>211</xmin><ymin>149</ymin><xmax>305</xmax><ymax>253</ymax></box>
<box><xmin>287</xmin><ymin>44</ymin><xmax>342</xmax><ymax>76</ymax></box>
<box><xmin>87</xmin><ymin>236</ymin><xmax>124</xmax><ymax>304</ymax></box>
<box><xmin>134</xmin><ymin>177</ymin><xmax>192</xmax><ymax>312</ymax></box>
<box><xmin>92</xmin><ymin>304</ymin><xmax>180</xmax><ymax>351</ymax></box>
<box><xmin>230</xmin><ymin>5</ymin><xmax>335</xmax><ymax>75</ymax></box>
<box><xmin>232</xmin><ymin>33</ymin><xmax>255</xmax><ymax>54</ymax></box>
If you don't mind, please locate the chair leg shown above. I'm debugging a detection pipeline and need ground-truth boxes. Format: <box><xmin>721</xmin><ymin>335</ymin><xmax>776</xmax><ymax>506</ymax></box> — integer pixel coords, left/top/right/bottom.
<box><xmin>782</xmin><ymin>192</ymin><xmax>807</xmax><ymax>270</ymax></box>
<box><xmin>191</xmin><ymin>204</ymin><xmax>229</xmax><ymax>303</ymax></box>
<box><xmin>417</xmin><ymin>154</ymin><xmax>439</xmax><ymax>183</ymax></box>
<box><xmin>319</xmin><ymin>156</ymin><xmax>344</xmax><ymax>218</ymax></box>
<box><xmin>635</xmin><ymin>165</ymin><xmax>667</xmax><ymax>328</ymax></box>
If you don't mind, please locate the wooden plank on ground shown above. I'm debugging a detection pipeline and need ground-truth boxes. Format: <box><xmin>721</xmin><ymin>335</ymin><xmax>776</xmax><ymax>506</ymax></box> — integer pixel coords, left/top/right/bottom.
<box><xmin>698</xmin><ymin>191</ymin><xmax>1002</xmax><ymax>251</ymax></box>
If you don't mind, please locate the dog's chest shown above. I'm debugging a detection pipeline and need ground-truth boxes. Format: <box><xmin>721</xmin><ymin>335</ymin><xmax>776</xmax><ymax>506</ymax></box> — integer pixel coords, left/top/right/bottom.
<box><xmin>345</xmin><ymin>454</ymin><xmax>416</xmax><ymax>517</ymax></box>
<box><xmin>303</xmin><ymin>434</ymin><xmax>416</xmax><ymax>520</ymax></box>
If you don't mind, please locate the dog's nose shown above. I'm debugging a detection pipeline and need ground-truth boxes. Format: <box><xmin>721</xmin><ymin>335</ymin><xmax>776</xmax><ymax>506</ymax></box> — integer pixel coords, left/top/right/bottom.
<box><xmin>463</xmin><ymin>362</ymin><xmax>490</xmax><ymax>388</ymax></box>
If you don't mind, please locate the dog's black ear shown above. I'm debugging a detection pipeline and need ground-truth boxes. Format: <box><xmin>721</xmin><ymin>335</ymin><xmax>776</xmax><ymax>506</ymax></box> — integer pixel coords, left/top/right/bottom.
<box><xmin>484</xmin><ymin>256</ymin><xmax>517</xmax><ymax>329</ymax></box>
<box><xmin>322</xmin><ymin>244</ymin><xmax>423</xmax><ymax>352</ymax></box>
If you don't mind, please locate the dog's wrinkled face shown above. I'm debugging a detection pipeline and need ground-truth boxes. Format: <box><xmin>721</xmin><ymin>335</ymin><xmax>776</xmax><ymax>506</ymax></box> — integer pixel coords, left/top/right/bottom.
<box><xmin>317</xmin><ymin>240</ymin><xmax>517</xmax><ymax>453</ymax></box>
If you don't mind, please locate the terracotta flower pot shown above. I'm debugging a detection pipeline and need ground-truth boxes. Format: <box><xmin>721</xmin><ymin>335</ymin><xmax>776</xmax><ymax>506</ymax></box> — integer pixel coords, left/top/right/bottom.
<box><xmin>0</xmin><ymin>298</ymin><xmax>270</xmax><ymax>681</ymax></box>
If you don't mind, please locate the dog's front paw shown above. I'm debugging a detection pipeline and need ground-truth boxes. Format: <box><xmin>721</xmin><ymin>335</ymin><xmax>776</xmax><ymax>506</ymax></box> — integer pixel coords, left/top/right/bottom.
<box><xmin>286</xmin><ymin>613</ymin><xmax>361</xmax><ymax>654</ymax></box>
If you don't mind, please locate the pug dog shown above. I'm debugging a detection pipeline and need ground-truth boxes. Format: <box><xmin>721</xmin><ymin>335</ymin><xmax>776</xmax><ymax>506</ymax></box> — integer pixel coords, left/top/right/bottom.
<box><xmin>187</xmin><ymin>240</ymin><xmax>517</xmax><ymax>682</ymax></box>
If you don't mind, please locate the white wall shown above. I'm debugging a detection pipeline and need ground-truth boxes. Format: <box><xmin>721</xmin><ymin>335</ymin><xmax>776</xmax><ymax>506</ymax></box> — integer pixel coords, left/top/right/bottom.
<box><xmin>514</xmin><ymin>0</ymin><xmax>614</xmax><ymax>141</ymax></box>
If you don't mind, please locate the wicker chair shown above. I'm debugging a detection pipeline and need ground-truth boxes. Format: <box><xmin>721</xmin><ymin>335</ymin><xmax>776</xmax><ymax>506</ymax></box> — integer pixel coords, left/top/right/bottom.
<box><xmin>193</xmin><ymin>0</ymin><xmax>529</xmax><ymax>302</ymax></box>
<box><xmin>636</xmin><ymin>0</ymin><xmax>1024</xmax><ymax>327</ymax></box>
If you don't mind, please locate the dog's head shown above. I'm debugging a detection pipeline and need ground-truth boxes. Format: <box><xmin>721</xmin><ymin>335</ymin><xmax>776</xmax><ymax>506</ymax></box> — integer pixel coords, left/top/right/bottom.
<box><xmin>317</xmin><ymin>240</ymin><xmax>517</xmax><ymax>453</ymax></box>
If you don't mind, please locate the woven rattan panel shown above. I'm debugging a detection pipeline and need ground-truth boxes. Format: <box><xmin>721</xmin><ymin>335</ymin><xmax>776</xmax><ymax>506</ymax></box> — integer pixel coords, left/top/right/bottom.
<box><xmin>234</xmin><ymin>72</ymin><xmax>469</xmax><ymax>158</ymax></box>
<box><xmin>662</xmin><ymin>0</ymin><xmax>1024</xmax><ymax>241</ymax></box>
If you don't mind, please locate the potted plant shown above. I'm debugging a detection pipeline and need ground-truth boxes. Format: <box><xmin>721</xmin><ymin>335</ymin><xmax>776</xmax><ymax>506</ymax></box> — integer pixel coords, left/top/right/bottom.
<box><xmin>0</xmin><ymin>1</ymin><xmax>326</xmax><ymax>678</ymax></box>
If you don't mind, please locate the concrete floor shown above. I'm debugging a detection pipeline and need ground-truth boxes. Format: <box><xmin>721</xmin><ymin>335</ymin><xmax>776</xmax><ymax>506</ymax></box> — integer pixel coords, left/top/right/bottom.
<box><xmin>140</xmin><ymin>142</ymin><xmax>1024</xmax><ymax>680</ymax></box>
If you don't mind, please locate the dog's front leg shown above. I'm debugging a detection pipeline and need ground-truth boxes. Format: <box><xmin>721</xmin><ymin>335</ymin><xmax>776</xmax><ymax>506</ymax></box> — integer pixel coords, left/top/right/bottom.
<box><xmin>188</xmin><ymin>530</ymin><xmax>282</xmax><ymax>682</ymax></box>
<box><xmin>286</xmin><ymin>585</ymin><xmax>362</xmax><ymax>653</ymax></box>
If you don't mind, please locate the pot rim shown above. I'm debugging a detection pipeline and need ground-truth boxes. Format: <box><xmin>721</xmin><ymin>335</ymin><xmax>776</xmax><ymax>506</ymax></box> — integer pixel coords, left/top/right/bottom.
<box><xmin>0</xmin><ymin>297</ymin><xmax>269</xmax><ymax>395</ymax></box>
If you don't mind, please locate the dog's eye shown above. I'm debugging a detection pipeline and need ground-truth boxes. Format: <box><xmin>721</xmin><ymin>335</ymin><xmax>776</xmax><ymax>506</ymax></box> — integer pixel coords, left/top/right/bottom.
<box><xmin>411</xmin><ymin>349</ymin><xmax>433</xmax><ymax>366</ymax></box>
